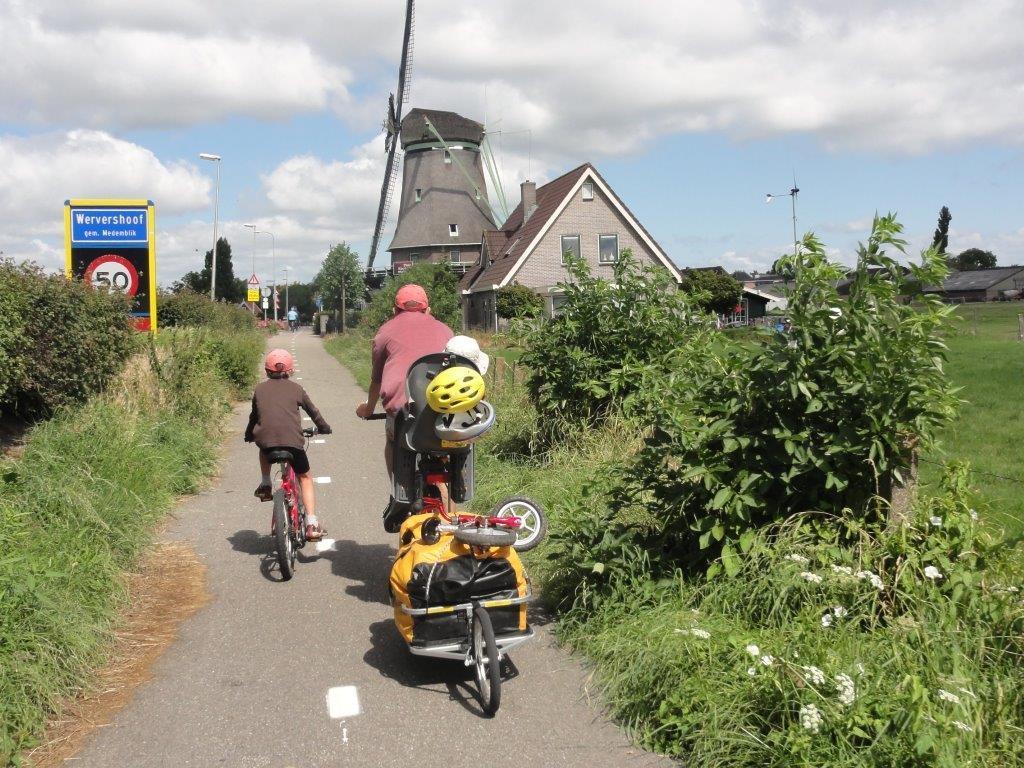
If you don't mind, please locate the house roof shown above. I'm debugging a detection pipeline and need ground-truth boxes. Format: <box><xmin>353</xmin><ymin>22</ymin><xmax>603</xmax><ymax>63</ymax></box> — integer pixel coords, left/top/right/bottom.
<box><xmin>458</xmin><ymin>230</ymin><xmax>509</xmax><ymax>290</ymax></box>
<box><xmin>401</xmin><ymin>108</ymin><xmax>484</xmax><ymax>148</ymax></box>
<box><xmin>462</xmin><ymin>163</ymin><xmax>681</xmax><ymax>292</ymax></box>
<box><xmin>924</xmin><ymin>266</ymin><xmax>1024</xmax><ymax>293</ymax></box>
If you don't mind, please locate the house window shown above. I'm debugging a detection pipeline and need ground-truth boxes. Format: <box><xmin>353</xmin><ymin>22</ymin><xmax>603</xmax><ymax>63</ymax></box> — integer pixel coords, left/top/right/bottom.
<box><xmin>582</xmin><ymin>181</ymin><xmax>594</xmax><ymax>201</ymax></box>
<box><xmin>599</xmin><ymin>234</ymin><xmax>619</xmax><ymax>264</ymax></box>
<box><xmin>449</xmin><ymin>249</ymin><xmax>462</xmax><ymax>264</ymax></box>
<box><xmin>414</xmin><ymin>188</ymin><xmax>421</xmax><ymax>202</ymax></box>
<box><xmin>409</xmin><ymin>252</ymin><xmax>422</xmax><ymax>262</ymax></box>
<box><xmin>443</xmin><ymin>150</ymin><xmax>452</xmax><ymax>164</ymax></box>
<box><xmin>561</xmin><ymin>234</ymin><xmax>581</xmax><ymax>265</ymax></box>
<box><xmin>449</xmin><ymin>224</ymin><xmax>459</xmax><ymax>237</ymax></box>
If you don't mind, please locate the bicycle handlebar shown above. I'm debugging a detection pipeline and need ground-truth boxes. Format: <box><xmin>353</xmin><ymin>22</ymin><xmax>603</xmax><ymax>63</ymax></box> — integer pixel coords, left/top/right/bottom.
<box><xmin>301</xmin><ymin>427</ymin><xmax>318</xmax><ymax>436</ymax></box>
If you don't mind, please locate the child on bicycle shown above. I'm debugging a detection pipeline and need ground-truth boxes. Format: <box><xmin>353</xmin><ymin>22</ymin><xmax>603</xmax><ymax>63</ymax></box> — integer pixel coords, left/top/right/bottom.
<box><xmin>244</xmin><ymin>348</ymin><xmax>332</xmax><ymax>540</ymax></box>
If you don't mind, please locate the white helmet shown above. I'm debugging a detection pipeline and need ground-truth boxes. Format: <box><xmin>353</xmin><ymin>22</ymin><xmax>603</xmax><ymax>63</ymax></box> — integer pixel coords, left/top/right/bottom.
<box><xmin>434</xmin><ymin>401</ymin><xmax>496</xmax><ymax>443</ymax></box>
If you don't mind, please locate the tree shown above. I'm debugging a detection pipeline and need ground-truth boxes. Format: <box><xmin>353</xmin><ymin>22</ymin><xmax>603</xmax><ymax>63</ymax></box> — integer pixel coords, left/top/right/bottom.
<box><xmin>770</xmin><ymin>256</ymin><xmax>795</xmax><ymax>279</ymax></box>
<box><xmin>932</xmin><ymin>206</ymin><xmax>951</xmax><ymax>254</ymax></box>
<box><xmin>951</xmin><ymin>248</ymin><xmax>996</xmax><ymax>271</ymax></box>
<box><xmin>678</xmin><ymin>269</ymin><xmax>743</xmax><ymax>315</ymax></box>
<box><xmin>496</xmin><ymin>283</ymin><xmax>544</xmax><ymax>319</ymax></box>
<box><xmin>173</xmin><ymin>238</ymin><xmax>242</xmax><ymax>301</ymax></box>
<box><xmin>314</xmin><ymin>243</ymin><xmax>363</xmax><ymax>315</ymax></box>
<box><xmin>362</xmin><ymin>261</ymin><xmax>461</xmax><ymax>330</ymax></box>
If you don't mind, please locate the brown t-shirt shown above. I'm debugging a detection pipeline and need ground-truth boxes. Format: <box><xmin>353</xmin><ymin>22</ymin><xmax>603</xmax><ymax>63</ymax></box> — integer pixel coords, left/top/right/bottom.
<box><xmin>244</xmin><ymin>377</ymin><xmax>330</xmax><ymax>450</ymax></box>
<box><xmin>371</xmin><ymin>310</ymin><xmax>454</xmax><ymax>413</ymax></box>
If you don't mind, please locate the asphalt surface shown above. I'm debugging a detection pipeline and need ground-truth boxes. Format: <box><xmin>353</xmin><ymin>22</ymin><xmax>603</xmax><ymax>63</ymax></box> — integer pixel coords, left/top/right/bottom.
<box><xmin>73</xmin><ymin>330</ymin><xmax>670</xmax><ymax>768</ymax></box>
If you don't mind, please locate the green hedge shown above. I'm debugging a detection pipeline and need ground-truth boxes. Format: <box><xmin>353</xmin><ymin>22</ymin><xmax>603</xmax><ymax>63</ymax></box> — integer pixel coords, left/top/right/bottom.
<box><xmin>0</xmin><ymin>261</ymin><xmax>135</xmax><ymax>420</ymax></box>
<box><xmin>0</xmin><ymin>323</ymin><xmax>262</xmax><ymax>764</ymax></box>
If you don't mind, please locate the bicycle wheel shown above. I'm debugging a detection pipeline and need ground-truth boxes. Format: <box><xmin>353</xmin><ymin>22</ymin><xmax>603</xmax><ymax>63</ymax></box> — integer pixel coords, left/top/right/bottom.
<box><xmin>273</xmin><ymin>488</ymin><xmax>295</xmax><ymax>580</ymax></box>
<box><xmin>491</xmin><ymin>496</ymin><xmax>548</xmax><ymax>552</ymax></box>
<box><xmin>471</xmin><ymin>606</ymin><xmax>501</xmax><ymax>716</ymax></box>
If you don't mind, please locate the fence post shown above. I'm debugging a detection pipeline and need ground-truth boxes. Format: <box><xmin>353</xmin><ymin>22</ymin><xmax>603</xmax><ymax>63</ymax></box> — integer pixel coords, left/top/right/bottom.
<box><xmin>1018</xmin><ymin>313</ymin><xmax>1023</xmax><ymax>342</ymax></box>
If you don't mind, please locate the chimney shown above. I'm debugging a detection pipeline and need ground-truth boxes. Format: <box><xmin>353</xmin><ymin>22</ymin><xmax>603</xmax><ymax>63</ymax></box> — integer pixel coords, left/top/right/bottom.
<box><xmin>520</xmin><ymin>181</ymin><xmax>537</xmax><ymax>224</ymax></box>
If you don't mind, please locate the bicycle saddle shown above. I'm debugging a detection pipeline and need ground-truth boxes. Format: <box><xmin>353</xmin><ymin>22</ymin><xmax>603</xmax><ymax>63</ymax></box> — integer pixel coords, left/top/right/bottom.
<box><xmin>265</xmin><ymin>449</ymin><xmax>294</xmax><ymax>464</ymax></box>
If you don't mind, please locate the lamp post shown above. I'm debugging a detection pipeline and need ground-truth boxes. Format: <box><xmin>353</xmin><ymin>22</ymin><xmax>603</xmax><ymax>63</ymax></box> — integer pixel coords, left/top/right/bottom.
<box><xmin>281</xmin><ymin>266</ymin><xmax>291</xmax><ymax>319</ymax></box>
<box><xmin>198</xmin><ymin>153</ymin><xmax>221</xmax><ymax>300</ymax></box>
<box><xmin>256</xmin><ymin>230</ymin><xmax>276</xmax><ymax>323</ymax></box>
<box><xmin>765</xmin><ymin>185</ymin><xmax>800</xmax><ymax>256</ymax></box>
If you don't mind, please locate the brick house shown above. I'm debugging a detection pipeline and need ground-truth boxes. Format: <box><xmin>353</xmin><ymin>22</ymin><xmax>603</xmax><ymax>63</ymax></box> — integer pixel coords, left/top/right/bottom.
<box><xmin>459</xmin><ymin>163</ymin><xmax>681</xmax><ymax>329</ymax></box>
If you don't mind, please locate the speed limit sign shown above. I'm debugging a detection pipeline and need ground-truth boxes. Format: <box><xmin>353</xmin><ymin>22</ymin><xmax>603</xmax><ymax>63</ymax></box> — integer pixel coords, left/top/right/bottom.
<box><xmin>84</xmin><ymin>254</ymin><xmax>140</xmax><ymax>297</ymax></box>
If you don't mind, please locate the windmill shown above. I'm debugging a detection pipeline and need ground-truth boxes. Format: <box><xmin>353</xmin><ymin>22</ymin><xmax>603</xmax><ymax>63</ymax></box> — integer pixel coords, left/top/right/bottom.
<box><xmin>366</xmin><ymin>0</ymin><xmax>416</xmax><ymax>274</ymax></box>
<box><xmin>366</xmin><ymin>1</ymin><xmax>510</xmax><ymax>279</ymax></box>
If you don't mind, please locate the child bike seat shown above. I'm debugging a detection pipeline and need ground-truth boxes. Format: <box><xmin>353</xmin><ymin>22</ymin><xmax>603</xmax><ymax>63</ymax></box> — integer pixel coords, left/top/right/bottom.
<box><xmin>401</xmin><ymin>352</ymin><xmax>479</xmax><ymax>455</ymax></box>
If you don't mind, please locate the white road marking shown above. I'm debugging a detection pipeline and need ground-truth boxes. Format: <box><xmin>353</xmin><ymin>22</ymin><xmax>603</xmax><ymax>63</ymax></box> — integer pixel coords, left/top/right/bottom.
<box><xmin>315</xmin><ymin>537</ymin><xmax>336</xmax><ymax>552</ymax></box>
<box><xmin>326</xmin><ymin>686</ymin><xmax>361</xmax><ymax>719</ymax></box>
<box><xmin>313</xmin><ymin>439</ymin><xmax>326</xmax><ymax>444</ymax></box>
<box><xmin>295</xmin><ymin>377</ymin><xmax>303</xmax><ymax>380</ymax></box>
<box><xmin>302</xmin><ymin>416</ymin><xmax>312</xmax><ymax>421</ymax></box>
<box><xmin>314</xmin><ymin>476</ymin><xmax>331</xmax><ymax>484</ymax></box>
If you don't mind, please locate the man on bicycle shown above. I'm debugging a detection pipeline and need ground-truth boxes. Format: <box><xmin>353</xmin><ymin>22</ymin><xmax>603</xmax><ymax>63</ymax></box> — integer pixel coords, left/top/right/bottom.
<box><xmin>287</xmin><ymin>306</ymin><xmax>299</xmax><ymax>331</ymax></box>
<box><xmin>246</xmin><ymin>349</ymin><xmax>332</xmax><ymax>540</ymax></box>
<box><xmin>355</xmin><ymin>284</ymin><xmax>452</xmax><ymax>525</ymax></box>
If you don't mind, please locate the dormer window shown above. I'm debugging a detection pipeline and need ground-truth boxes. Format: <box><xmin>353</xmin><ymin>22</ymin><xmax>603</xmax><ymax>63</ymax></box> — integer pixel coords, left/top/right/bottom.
<box><xmin>582</xmin><ymin>181</ymin><xmax>594</xmax><ymax>201</ymax></box>
<box><xmin>449</xmin><ymin>224</ymin><xmax>459</xmax><ymax>237</ymax></box>
<box><xmin>415</xmin><ymin>188</ymin><xmax>421</xmax><ymax>202</ymax></box>
<box><xmin>443</xmin><ymin>150</ymin><xmax>452</xmax><ymax>164</ymax></box>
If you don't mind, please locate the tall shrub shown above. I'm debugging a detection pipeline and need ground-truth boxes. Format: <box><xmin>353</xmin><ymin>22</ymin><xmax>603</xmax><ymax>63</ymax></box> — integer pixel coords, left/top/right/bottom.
<box><xmin>0</xmin><ymin>261</ymin><xmax>134</xmax><ymax>419</ymax></box>
<box><xmin>612</xmin><ymin>215</ymin><xmax>958</xmax><ymax>574</ymax></box>
<box><xmin>518</xmin><ymin>251</ymin><xmax>710</xmax><ymax>442</ymax></box>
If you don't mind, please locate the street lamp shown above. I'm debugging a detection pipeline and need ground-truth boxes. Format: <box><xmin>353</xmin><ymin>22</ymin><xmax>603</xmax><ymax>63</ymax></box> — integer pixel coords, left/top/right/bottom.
<box><xmin>242</xmin><ymin>223</ymin><xmax>257</xmax><ymax>279</ymax></box>
<box><xmin>256</xmin><ymin>230</ymin><xmax>276</xmax><ymax>323</ymax></box>
<box><xmin>765</xmin><ymin>185</ymin><xmax>800</xmax><ymax>256</ymax></box>
<box><xmin>281</xmin><ymin>266</ymin><xmax>292</xmax><ymax>318</ymax></box>
<box><xmin>198</xmin><ymin>153</ymin><xmax>221</xmax><ymax>300</ymax></box>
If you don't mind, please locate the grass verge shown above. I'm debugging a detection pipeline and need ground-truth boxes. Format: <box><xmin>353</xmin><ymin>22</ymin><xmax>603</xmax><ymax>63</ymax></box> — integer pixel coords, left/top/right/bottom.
<box><xmin>0</xmin><ymin>323</ymin><xmax>262</xmax><ymax>765</ymax></box>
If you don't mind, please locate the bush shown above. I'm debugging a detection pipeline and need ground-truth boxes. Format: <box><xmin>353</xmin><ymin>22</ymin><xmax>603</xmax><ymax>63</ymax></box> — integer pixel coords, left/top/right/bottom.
<box><xmin>361</xmin><ymin>261</ymin><xmax>461</xmax><ymax>331</ymax></box>
<box><xmin>555</xmin><ymin>469</ymin><xmax>1024</xmax><ymax>766</ymax></box>
<box><xmin>0</xmin><ymin>261</ymin><xmax>135</xmax><ymax>420</ymax></box>
<box><xmin>518</xmin><ymin>251</ymin><xmax>710</xmax><ymax>442</ymax></box>
<box><xmin>601</xmin><ymin>216</ymin><xmax>958</xmax><ymax>575</ymax></box>
<box><xmin>679</xmin><ymin>268</ymin><xmax>743</xmax><ymax>315</ymax></box>
<box><xmin>497</xmin><ymin>283</ymin><xmax>544</xmax><ymax>319</ymax></box>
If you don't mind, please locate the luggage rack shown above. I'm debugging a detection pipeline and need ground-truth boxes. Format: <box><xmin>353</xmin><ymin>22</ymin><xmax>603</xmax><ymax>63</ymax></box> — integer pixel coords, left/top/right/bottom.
<box><xmin>401</xmin><ymin>591</ymin><xmax>534</xmax><ymax>661</ymax></box>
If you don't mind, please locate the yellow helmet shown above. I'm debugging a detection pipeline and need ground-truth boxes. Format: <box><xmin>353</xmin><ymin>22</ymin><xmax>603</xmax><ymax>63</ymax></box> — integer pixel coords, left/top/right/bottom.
<box><xmin>426</xmin><ymin>366</ymin><xmax>486</xmax><ymax>413</ymax></box>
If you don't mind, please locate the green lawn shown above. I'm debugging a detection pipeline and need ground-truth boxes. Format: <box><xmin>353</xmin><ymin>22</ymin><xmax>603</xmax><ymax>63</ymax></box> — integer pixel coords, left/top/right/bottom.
<box><xmin>922</xmin><ymin>302</ymin><xmax>1024</xmax><ymax>540</ymax></box>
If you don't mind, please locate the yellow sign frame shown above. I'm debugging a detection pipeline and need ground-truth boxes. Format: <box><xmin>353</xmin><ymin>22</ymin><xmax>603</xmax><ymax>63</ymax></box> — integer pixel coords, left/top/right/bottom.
<box><xmin>64</xmin><ymin>198</ymin><xmax>158</xmax><ymax>333</ymax></box>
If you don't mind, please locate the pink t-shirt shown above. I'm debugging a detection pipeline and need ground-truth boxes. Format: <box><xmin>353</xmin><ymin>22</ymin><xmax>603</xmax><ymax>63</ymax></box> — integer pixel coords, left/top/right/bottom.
<box><xmin>371</xmin><ymin>311</ymin><xmax>454</xmax><ymax>413</ymax></box>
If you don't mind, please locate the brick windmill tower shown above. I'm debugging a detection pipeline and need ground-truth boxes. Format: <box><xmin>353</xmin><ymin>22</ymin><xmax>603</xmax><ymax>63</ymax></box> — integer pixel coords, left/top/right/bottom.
<box><xmin>366</xmin><ymin>1</ymin><xmax>503</xmax><ymax>278</ymax></box>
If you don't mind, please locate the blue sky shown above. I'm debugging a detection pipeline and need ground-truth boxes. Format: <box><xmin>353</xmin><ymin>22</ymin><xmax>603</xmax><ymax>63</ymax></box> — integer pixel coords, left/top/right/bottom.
<box><xmin>1</xmin><ymin>0</ymin><xmax>1021</xmax><ymax>285</ymax></box>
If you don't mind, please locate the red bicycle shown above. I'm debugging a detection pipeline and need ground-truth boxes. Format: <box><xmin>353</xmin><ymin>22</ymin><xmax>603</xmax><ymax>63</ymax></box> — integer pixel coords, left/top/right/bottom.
<box><xmin>266</xmin><ymin>427</ymin><xmax>317</xmax><ymax>580</ymax></box>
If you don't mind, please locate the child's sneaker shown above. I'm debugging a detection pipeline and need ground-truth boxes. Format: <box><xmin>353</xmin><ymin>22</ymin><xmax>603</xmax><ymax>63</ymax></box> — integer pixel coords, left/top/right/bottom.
<box><xmin>254</xmin><ymin>483</ymin><xmax>272</xmax><ymax>502</ymax></box>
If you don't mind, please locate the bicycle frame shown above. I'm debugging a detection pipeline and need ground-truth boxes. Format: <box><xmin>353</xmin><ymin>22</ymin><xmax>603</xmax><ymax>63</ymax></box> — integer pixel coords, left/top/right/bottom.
<box><xmin>273</xmin><ymin>461</ymin><xmax>303</xmax><ymax>533</ymax></box>
<box><xmin>420</xmin><ymin>470</ymin><xmax>521</xmax><ymax>529</ymax></box>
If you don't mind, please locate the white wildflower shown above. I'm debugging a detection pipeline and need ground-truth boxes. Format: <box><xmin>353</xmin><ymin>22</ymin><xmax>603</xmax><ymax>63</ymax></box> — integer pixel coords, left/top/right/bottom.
<box><xmin>930</xmin><ymin>516</ymin><xmax>943</xmax><ymax>527</ymax></box>
<box><xmin>924</xmin><ymin>566</ymin><xmax>943</xmax><ymax>581</ymax></box>
<box><xmin>821</xmin><ymin>613</ymin><xmax>833</xmax><ymax>628</ymax></box>
<box><xmin>937</xmin><ymin>689</ymin><xmax>961</xmax><ymax>705</ymax></box>
<box><xmin>830</xmin><ymin>564</ymin><xmax>853</xmax><ymax>576</ymax></box>
<box><xmin>747</xmin><ymin>666</ymin><xmax>757</xmax><ymax>677</ymax></box>
<box><xmin>831</xmin><ymin>605</ymin><xmax>849</xmax><ymax>619</ymax></box>
<box><xmin>835</xmin><ymin>673</ymin><xmax>856</xmax><ymax>707</ymax></box>
<box><xmin>828</xmin><ymin>306</ymin><xmax>843</xmax><ymax>319</ymax></box>
<box><xmin>760</xmin><ymin>654</ymin><xmax>775</xmax><ymax>667</ymax></box>
<box><xmin>802</xmin><ymin>665</ymin><xmax>826</xmax><ymax>686</ymax></box>
<box><xmin>691</xmin><ymin>628</ymin><xmax>711</xmax><ymax>639</ymax></box>
<box><xmin>953</xmin><ymin>720</ymin><xmax>973</xmax><ymax>732</ymax></box>
<box><xmin>793</xmin><ymin>650</ymin><xmax>800</xmax><ymax>659</ymax></box>
<box><xmin>799</xmin><ymin>703</ymin><xmax>823</xmax><ymax>734</ymax></box>
<box><xmin>856</xmin><ymin>570</ymin><xmax>885</xmax><ymax>590</ymax></box>
<box><xmin>856</xmin><ymin>663</ymin><xmax>866</xmax><ymax>676</ymax></box>
<box><xmin>800</xmin><ymin>571</ymin><xmax>823</xmax><ymax>584</ymax></box>
<box><xmin>958</xmin><ymin>687</ymin><xmax>978</xmax><ymax>700</ymax></box>
<box><xmin>745</xmin><ymin>644</ymin><xmax>761</xmax><ymax>657</ymax></box>
<box><xmin>785</xmin><ymin>553</ymin><xmax>810</xmax><ymax>564</ymax></box>
<box><xmin>969</xmin><ymin>509</ymin><xmax>979</xmax><ymax>521</ymax></box>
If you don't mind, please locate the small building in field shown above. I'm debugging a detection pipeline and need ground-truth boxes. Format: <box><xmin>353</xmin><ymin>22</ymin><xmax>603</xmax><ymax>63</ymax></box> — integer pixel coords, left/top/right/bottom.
<box><xmin>923</xmin><ymin>266</ymin><xmax>1024</xmax><ymax>302</ymax></box>
<box><xmin>459</xmin><ymin>163</ymin><xmax>681</xmax><ymax>330</ymax></box>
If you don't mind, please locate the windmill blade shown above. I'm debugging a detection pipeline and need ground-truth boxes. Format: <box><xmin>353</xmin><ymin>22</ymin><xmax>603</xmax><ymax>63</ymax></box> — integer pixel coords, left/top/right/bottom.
<box><xmin>366</xmin><ymin>0</ymin><xmax>415</xmax><ymax>272</ymax></box>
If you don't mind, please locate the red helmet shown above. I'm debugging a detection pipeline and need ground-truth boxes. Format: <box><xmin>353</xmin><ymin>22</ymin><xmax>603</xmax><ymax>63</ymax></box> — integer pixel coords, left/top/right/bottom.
<box><xmin>264</xmin><ymin>348</ymin><xmax>294</xmax><ymax>375</ymax></box>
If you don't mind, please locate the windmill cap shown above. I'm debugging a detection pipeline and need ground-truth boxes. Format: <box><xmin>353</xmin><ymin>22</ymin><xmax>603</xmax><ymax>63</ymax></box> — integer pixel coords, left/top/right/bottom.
<box><xmin>395</xmin><ymin>284</ymin><xmax>429</xmax><ymax>311</ymax></box>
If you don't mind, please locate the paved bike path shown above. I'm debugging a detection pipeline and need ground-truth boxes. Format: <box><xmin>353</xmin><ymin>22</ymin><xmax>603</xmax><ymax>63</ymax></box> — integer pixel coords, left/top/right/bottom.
<box><xmin>73</xmin><ymin>330</ymin><xmax>669</xmax><ymax>768</ymax></box>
